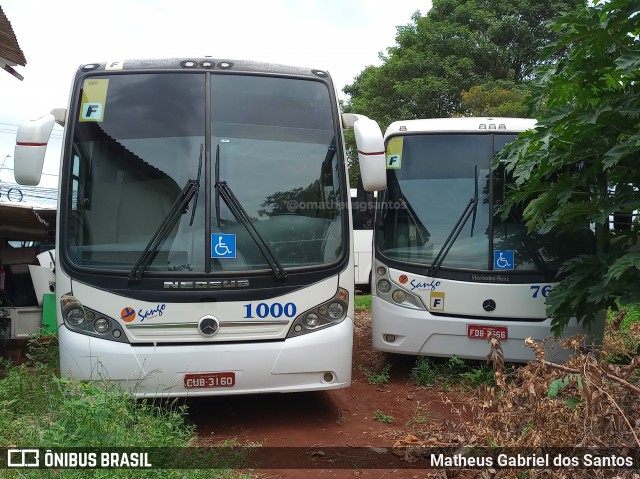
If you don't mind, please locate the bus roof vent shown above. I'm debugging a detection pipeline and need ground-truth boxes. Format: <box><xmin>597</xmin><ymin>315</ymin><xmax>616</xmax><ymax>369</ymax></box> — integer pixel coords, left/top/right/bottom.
<box><xmin>489</xmin><ymin>124</ymin><xmax>497</xmax><ymax>129</ymax></box>
<box><xmin>499</xmin><ymin>124</ymin><xmax>506</xmax><ymax>130</ymax></box>
<box><xmin>479</xmin><ymin>124</ymin><xmax>487</xmax><ymax>129</ymax></box>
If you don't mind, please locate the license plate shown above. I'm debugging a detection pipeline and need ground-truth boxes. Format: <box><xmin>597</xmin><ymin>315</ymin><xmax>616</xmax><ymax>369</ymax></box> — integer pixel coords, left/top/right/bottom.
<box><xmin>184</xmin><ymin>372</ymin><xmax>235</xmax><ymax>389</ymax></box>
<box><xmin>467</xmin><ymin>324</ymin><xmax>508</xmax><ymax>340</ymax></box>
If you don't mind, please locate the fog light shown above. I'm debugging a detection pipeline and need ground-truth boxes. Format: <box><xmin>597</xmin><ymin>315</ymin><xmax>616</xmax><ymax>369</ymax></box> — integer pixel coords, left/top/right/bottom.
<box><xmin>384</xmin><ymin>334</ymin><xmax>396</xmax><ymax>343</ymax></box>
<box><xmin>66</xmin><ymin>306</ymin><xmax>85</xmax><ymax>326</ymax></box>
<box><xmin>377</xmin><ymin>279</ymin><xmax>391</xmax><ymax>293</ymax></box>
<box><xmin>323</xmin><ymin>372</ymin><xmax>335</xmax><ymax>383</ymax></box>
<box><xmin>305</xmin><ymin>313</ymin><xmax>320</xmax><ymax>328</ymax></box>
<box><xmin>392</xmin><ymin>290</ymin><xmax>406</xmax><ymax>303</ymax></box>
<box><xmin>376</xmin><ymin>266</ymin><xmax>387</xmax><ymax>276</ymax></box>
<box><xmin>294</xmin><ymin>324</ymin><xmax>303</xmax><ymax>333</ymax></box>
<box><xmin>112</xmin><ymin>330</ymin><xmax>122</xmax><ymax>338</ymax></box>
<box><xmin>327</xmin><ymin>302</ymin><xmax>345</xmax><ymax>319</ymax></box>
<box><xmin>94</xmin><ymin>318</ymin><xmax>110</xmax><ymax>333</ymax></box>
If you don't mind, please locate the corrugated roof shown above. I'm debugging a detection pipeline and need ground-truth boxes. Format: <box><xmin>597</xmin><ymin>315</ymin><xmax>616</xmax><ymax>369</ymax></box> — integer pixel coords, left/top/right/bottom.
<box><xmin>0</xmin><ymin>6</ymin><xmax>26</xmax><ymax>66</ymax></box>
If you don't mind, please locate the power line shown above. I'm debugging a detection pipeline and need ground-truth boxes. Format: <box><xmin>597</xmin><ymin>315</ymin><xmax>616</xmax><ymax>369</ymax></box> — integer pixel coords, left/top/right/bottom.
<box><xmin>0</xmin><ymin>166</ymin><xmax>58</xmax><ymax>177</ymax></box>
<box><xmin>0</xmin><ymin>130</ymin><xmax>63</xmax><ymax>140</ymax></box>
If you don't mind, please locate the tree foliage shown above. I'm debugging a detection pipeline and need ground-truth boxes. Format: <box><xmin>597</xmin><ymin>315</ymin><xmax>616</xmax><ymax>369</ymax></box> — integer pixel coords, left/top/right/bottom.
<box><xmin>461</xmin><ymin>80</ymin><xmax>530</xmax><ymax>117</ymax></box>
<box><xmin>502</xmin><ymin>0</ymin><xmax>640</xmax><ymax>334</ymax></box>
<box><xmin>343</xmin><ymin>0</ymin><xmax>584</xmax><ymax>128</ymax></box>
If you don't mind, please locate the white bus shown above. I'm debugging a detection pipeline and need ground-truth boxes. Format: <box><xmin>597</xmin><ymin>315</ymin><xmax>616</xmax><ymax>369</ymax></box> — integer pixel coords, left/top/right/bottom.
<box><xmin>371</xmin><ymin>117</ymin><xmax>600</xmax><ymax>362</ymax></box>
<box><xmin>350</xmin><ymin>186</ymin><xmax>375</xmax><ymax>293</ymax></box>
<box><xmin>13</xmin><ymin>58</ymin><xmax>385</xmax><ymax>396</ymax></box>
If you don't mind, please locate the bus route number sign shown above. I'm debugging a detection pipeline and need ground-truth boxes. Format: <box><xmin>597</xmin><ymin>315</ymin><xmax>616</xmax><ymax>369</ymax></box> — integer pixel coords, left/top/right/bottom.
<box><xmin>467</xmin><ymin>324</ymin><xmax>508</xmax><ymax>340</ymax></box>
<box><xmin>184</xmin><ymin>372</ymin><xmax>235</xmax><ymax>389</ymax></box>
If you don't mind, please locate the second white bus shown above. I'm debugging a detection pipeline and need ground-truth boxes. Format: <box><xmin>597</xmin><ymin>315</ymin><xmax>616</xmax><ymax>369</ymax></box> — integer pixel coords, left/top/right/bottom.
<box><xmin>370</xmin><ymin>117</ymin><xmax>601</xmax><ymax>362</ymax></box>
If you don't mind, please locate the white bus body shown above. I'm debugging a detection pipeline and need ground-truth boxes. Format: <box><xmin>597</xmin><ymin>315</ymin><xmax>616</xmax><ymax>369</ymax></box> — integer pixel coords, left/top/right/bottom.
<box><xmin>350</xmin><ymin>188</ymin><xmax>374</xmax><ymax>292</ymax></box>
<box><xmin>14</xmin><ymin>58</ymin><xmax>385</xmax><ymax>396</ymax></box>
<box><xmin>371</xmin><ymin>118</ymin><xmax>600</xmax><ymax>362</ymax></box>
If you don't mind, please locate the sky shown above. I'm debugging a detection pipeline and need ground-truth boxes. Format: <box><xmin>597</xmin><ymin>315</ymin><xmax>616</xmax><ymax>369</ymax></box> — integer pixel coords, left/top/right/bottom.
<box><xmin>0</xmin><ymin>0</ymin><xmax>431</xmax><ymax>190</ymax></box>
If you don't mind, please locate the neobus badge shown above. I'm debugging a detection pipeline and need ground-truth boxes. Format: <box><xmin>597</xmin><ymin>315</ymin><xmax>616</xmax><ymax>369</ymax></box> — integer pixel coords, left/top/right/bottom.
<box><xmin>163</xmin><ymin>280</ymin><xmax>250</xmax><ymax>289</ymax></box>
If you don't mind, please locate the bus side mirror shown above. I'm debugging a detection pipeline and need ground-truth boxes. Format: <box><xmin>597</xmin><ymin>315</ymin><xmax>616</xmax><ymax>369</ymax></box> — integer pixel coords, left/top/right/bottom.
<box><xmin>342</xmin><ymin>113</ymin><xmax>387</xmax><ymax>192</ymax></box>
<box><xmin>14</xmin><ymin>113</ymin><xmax>56</xmax><ymax>186</ymax></box>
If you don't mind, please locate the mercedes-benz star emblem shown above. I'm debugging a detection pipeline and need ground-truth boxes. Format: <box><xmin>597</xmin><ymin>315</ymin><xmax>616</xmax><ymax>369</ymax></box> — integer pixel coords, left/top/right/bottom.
<box><xmin>483</xmin><ymin>299</ymin><xmax>496</xmax><ymax>312</ymax></box>
<box><xmin>198</xmin><ymin>316</ymin><xmax>220</xmax><ymax>337</ymax></box>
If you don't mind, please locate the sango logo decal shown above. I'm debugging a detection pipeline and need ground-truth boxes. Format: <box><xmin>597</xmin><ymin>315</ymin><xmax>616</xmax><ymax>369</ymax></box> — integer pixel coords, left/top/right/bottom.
<box><xmin>121</xmin><ymin>304</ymin><xmax>167</xmax><ymax>322</ymax></box>
<box><xmin>120</xmin><ymin>307</ymin><xmax>136</xmax><ymax>323</ymax></box>
<box><xmin>138</xmin><ymin>304</ymin><xmax>166</xmax><ymax>322</ymax></box>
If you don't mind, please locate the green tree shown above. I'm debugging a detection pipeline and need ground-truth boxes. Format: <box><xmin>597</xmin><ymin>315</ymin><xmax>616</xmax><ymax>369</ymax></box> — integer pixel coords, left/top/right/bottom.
<box><xmin>501</xmin><ymin>0</ymin><xmax>640</xmax><ymax>334</ymax></box>
<box><xmin>343</xmin><ymin>0</ymin><xmax>584</xmax><ymax>128</ymax></box>
<box><xmin>461</xmin><ymin>80</ymin><xmax>529</xmax><ymax>117</ymax></box>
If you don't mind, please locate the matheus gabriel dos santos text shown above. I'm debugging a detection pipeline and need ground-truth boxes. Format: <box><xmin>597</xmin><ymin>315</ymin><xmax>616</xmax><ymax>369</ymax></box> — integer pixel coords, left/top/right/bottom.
<box><xmin>431</xmin><ymin>452</ymin><xmax>635</xmax><ymax>468</ymax></box>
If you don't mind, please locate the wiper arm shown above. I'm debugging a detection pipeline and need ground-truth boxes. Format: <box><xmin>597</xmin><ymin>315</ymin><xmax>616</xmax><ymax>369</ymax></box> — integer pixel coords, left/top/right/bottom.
<box><xmin>189</xmin><ymin>144</ymin><xmax>203</xmax><ymax>226</ymax></box>
<box><xmin>215</xmin><ymin>144</ymin><xmax>221</xmax><ymax>227</ymax></box>
<box><xmin>510</xmin><ymin>209</ymin><xmax>552</xmax><ymax>278</ymax></box>
<box><xmin>470</xmin><ymin>165</ymin><xmax>478</xmax><ymax>237</ymax></box>
<box><xmin>128</xmin><ymin>148</ymin><xmax>203</xmax><ymax>283</ymax></box>
<box><xmin>427</xmin><ymin>165</ymin><xmax>479</xmax><ymax>277</ymax></box>
<box><xmin>213</xmin><ymin>145</ymin><xmax>286</xmax><ymax>281</ymax></box>
<box><xmin>215</xmin><ymin>180</ymin><xmax>288</xmax><ymax>281</ymax></box>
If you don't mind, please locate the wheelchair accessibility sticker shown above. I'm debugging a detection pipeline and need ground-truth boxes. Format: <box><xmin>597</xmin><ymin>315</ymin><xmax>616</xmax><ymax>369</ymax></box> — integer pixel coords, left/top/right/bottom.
<box><xmin>211</xmin><ymin>234</ymin><xmax>236</xmax><ymax>258</ymax></box>
<box><xmin>493</xmin><ymin>250</ymin><xmax>514</xmax><ymax>270</ymax></box>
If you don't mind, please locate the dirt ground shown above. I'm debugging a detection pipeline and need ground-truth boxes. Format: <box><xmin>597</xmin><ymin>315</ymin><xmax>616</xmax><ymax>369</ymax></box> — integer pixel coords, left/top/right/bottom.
<box><xmin>187</xmin><ymin>309</ymin><xmax>472</xmax><ymax>478</ymax></box>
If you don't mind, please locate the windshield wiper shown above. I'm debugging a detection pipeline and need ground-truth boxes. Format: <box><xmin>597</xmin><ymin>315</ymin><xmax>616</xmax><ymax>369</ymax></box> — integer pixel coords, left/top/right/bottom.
<box><xmin>189</xmin><ymin>144</ymin><xmax>203</xmax><ymax>226</ymax></box>
<box><xmin>509</xmin><ymin>209</ymin><xmax>552</xmax><ymax>278</ymax></box>
<box><xmin>215</xmin><ymin>144</ymin><xmax>221</xmax><ymax>227</ymax></box>
<box><xmin>128</xmin><ymin>147</ymin><xmax>203</xmax><ymax>283</ymax></box>
<box><xmin>427</xmin><ymin>165</ymin><xmax>479</xmax><ymax>277</ymax></box>
<box><xmin>214</xmin><ymin>147</ymin><xmax>287</xmax><ymax>282</ymax></box>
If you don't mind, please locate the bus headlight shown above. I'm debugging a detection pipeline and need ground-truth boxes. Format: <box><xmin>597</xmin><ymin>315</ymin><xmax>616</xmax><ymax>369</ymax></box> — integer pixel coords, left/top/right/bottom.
<box><xmin>94</xmin><ymin>318</ymin><xmax>110</xmax><ymax>333</ymax></box>
<box><xmin>392</xmin><ymin>290</ymin><xmax>406</xmax><ymax>303</ymax></box>
<box><xmin>59</xmin><ymin>293</ymin><xmax>128</xmax><ymax>343</ymax></box>
<box><xmin>305</xmin><ymin>313</ymin><xmax>320</xmax><ymax>328</ymax></box>
<box><xmin>287</xmin><ymin>288</ymin><xmax>349</xmax><ymax>338</ymax></box>
<box><xmin>327</xmin><ymin>302</ymin><xmax>345</xmax><ymax>319</ymax></box>
<box><xmin>377</xmin><ymin>279</ymin><xmax>391</xmax><ymax>293</ymax></box>
<box><xmin>65</xmin><ymin>306</ymin><xmax>85</xmax><ymax>326</ymax></box>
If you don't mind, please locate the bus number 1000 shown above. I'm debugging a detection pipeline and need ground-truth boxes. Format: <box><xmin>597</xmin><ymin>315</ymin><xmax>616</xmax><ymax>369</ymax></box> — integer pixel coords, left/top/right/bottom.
<box><xmin>243</xmin><ymin>302</ymin><xmax>297</xmax><ymax>319</ymax></box>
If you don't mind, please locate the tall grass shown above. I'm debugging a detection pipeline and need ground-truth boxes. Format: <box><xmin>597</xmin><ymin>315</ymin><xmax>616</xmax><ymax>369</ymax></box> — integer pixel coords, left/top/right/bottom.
<box><xmin>0</xmin><ymin>338</ymin><xmax>250</xmax><ymax>478</ymax></box>
<box><xmin>354</xmin><ymin>294</ymin><xmax>371</xmax><ymax>310</ymax></box>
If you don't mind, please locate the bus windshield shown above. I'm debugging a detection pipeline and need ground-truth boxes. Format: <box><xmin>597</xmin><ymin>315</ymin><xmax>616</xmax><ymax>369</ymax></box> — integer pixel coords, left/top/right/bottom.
<box><xmin>65</xmin><ymin>73</ymin><xmax>343</xmax><ymax>274</ymax></box>
<box><xmin>376</xmin><ymin>133</ymin><xmax>587</xmax><ymax>273</ymax></box>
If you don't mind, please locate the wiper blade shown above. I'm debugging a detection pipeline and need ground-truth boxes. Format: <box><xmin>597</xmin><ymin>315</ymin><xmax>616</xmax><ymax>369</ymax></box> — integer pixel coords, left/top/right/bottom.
<box><xmin>470</xmin><ymin>165</ymin><xmax>478</xmax><ymax>237</ymax></box>
<box><xmin>510</xmin><ymin>209</ymin><xmax>552</xmax><ymax>278</ymax></box>
<box><xmin>215</xmin><ymin>144</ymin><xmax>221</xmax><ymax>227</ymax></box>
<box><xmin>216</xmin><ymin>181</ymin><xmax>288</xmax><ymax>281</ymax></box>
<box><xmin>128</xmin><ymin>148</ymin><xmax>203</xmax><ymax>283</ymax></box>
<box><xmin>189</xmin><ymin>144</ymin><xmax>203</xmax><ymax>226</ymax></box>
<box><xmin>214</xmin><ymin>145</ymin><xmax>286</xmax><ymax>281</ymax></box>
<box><xmin>427</xmin><ymin>165</ymin><xmax>479</xmax><ymax>277</ymax></box>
